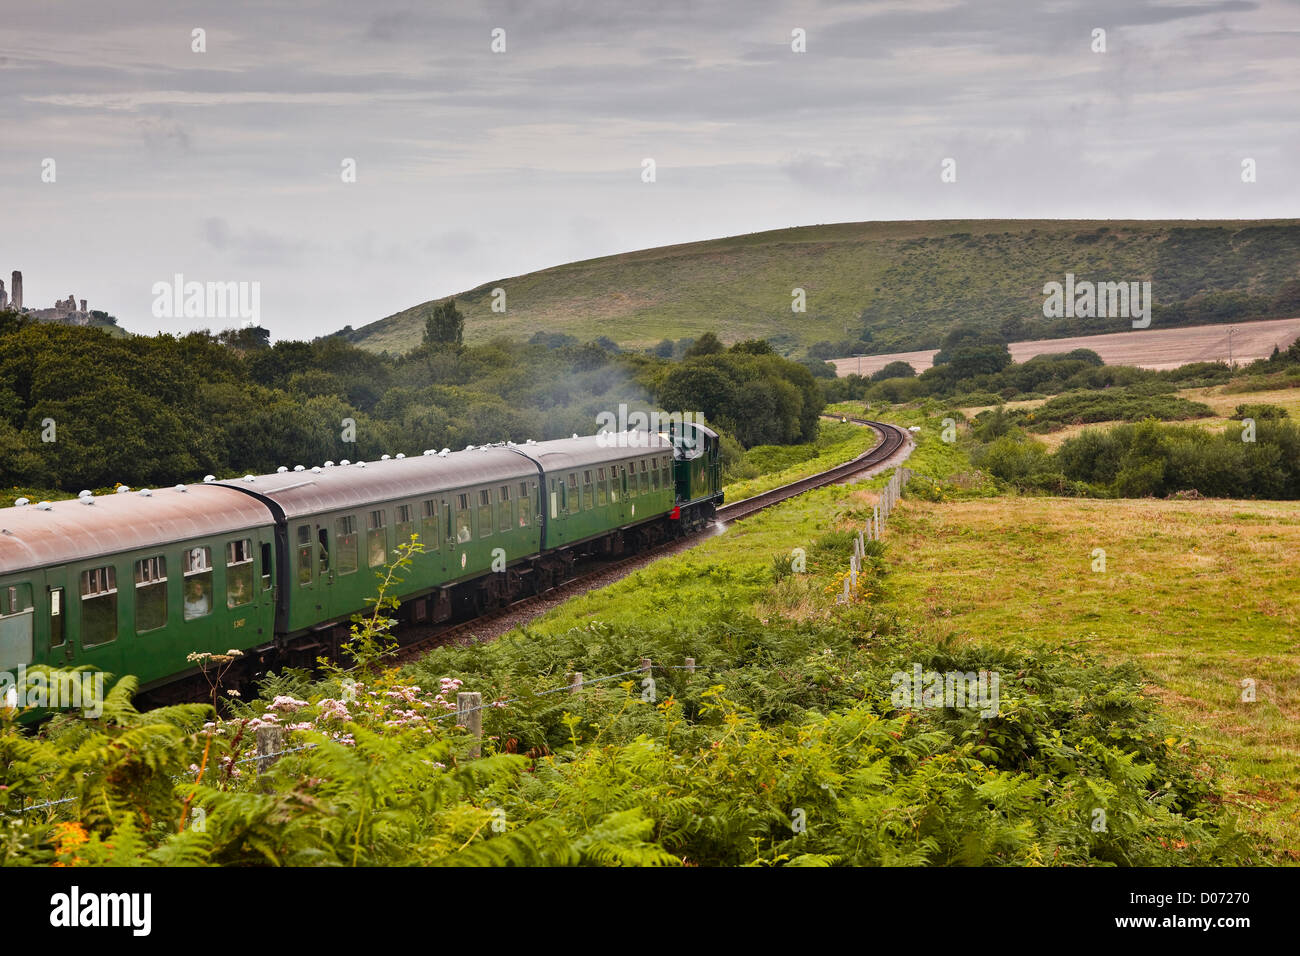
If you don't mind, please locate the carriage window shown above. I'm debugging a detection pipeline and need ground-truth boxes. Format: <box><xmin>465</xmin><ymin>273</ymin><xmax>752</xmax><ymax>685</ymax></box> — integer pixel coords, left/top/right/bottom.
<box><xmin>0</xmin><ymin>583</ymin><xmax>34</xmax><ymax>669</ymax></box>
<box><xmin>48</xmin><ymin>586</ymin><xmax>65</xmax><ymax>649</ymax></box>
<box><xmin>295</xmin><ymin>525</ymin><xmax>313</xmax><ymax>588</ymax></box>
<box><xmin>184</xmin><ymin>547</ymin><xmax>214</xmax><ymax>619</ymax></box>
<box><xmin>456</xmin><ymin>494</ymin><xmax>472</xmax><ymax>543</ymax></box>
<box><xmin>610</xmin><ymin>467</ymin><xmax>620</xmax><ymax>503</ymax></box>
<box><xmin>476</xmin><ymin>488</ymin><xmax>493</xmax><ymax>538</ymax></box>
<box><xmin>421</xmin><ymin>499</ymin><xmax>441</xmax><ymax>550</ymax></box>
<box><xmin>597</xmin><ymin>466</ymin><xmax>608</xmax><ymax>505</ymax></box>
<box><xmin>567</xmin><ymin>473</ymin><xmax>579</xmax><ymax>513</ymax></box>
<box><xmin>395</xmin><ymin>504</ymin><xmax>414</xmax><ymax>548</ymax></box>
<box><xmin>80</xmin><ymin>566</ymin><xmax>118</xmax><ymax>646</ymax></box>
<box><xmin>317</xmin><ymin>528</ymin><xmax>330</xmax><ymax>574</ymax></box>
<box><xmin>367</xmin><ymin>510</ymin><xmax>387</xmax><ymax>567</ymax></box>
<box><xmin>227</xmin><ymin>539</ymin><xmax>254</xmax><ymax>608</ymax></box>
<box><xmin>498</xmin><ymin>485</ymin><xmax>512</xmax><ymax>532</ymax></box>
<box><xmin>651</xmin><ymin>462</ymin><xmax>660</xmax><ymax>490</ymax></box>
<box><xmin>260</xmin><ymin>543</ymin><xmax>273</xmax><ymax>590</ymax></box>
<box><xmin>336</xmin><ymin>516</ymin><xmax>359</xmax><ymax>574</ymax></box>
<box><xmin>134</xmin><ymin>555</ymin><xmax>168</xmax><ymax>632</ymax></box>
<box><xmin>583</xmin><ymin>471</ymin><xmax>594</xmax><ymax>510</ymax></box>
<box><xmin>518</xmin><ymin>482</ymin><xmax>531</xmax><ymax>528</ymax></box>
<box><xmin>639</xmin><ymin>459</ymin><xmax>649</xmax><ymax>494</ymax></box>
<box><xmin>625</xmin><ymin>462</ymin><xmax>637</xmax><ymax>498</ymax></box>
<box><xmin>549</xmin><ymin>479</ymin><xmax>559</xmax><ymax>519</ymax></box>
<box><xmin>1</xmin><ymin>584</ymin><xmax>32</xmax><ymax>615</ymax></box>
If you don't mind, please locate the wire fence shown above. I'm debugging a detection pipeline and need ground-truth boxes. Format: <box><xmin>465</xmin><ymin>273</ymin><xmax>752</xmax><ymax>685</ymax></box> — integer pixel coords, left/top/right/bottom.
<box><xmin>837</xmin><ymin>465</ymin><xmax>912</xmax><ymax>604</ymax></box>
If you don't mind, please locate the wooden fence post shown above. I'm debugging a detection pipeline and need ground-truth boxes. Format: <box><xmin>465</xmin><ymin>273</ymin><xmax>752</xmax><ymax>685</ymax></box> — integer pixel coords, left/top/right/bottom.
<box><xmin>456</xmin><ymin>691</ymin><xmax>482</xmax><ymax>759</ymax></box>
<box><xmin>567</xmin><ymin>671</ymin><xmax>583</xmax><ymax>693</ymax></box>
<box><xmin>641</xmin><ymin>657</ymin><xmax>652</xmax><ymax>674</ymax></box>
<box><xmin>684</xmin><ymin>657</ymin><xmax>696</xmax><ymax>674</ymax></box>
<box><xmin>255</xmin><ymin>724</ymin><xmax>283</xmax><ymax>774</ymax></box>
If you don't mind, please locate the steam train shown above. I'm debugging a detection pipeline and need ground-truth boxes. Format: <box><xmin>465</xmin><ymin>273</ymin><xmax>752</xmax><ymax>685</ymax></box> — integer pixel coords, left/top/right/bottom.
<box><xmin>0</xmin><ymin>422</ymin><xmax>722</xmax><ymax>700</ymax></box>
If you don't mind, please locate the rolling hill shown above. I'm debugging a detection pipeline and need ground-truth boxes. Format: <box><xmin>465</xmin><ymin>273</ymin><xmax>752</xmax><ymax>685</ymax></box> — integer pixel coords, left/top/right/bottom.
<box><xmin>343</xmin><ymin>219</ymin><xmax>1300</xmax><ymax>357</ymax></box>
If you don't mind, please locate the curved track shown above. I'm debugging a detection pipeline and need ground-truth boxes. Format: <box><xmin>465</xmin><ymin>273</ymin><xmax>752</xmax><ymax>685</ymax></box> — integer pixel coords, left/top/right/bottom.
<box><xmin>392</xmin><ymin>418</ymin><xmax>912</xmax><ymax>661</ymax></box>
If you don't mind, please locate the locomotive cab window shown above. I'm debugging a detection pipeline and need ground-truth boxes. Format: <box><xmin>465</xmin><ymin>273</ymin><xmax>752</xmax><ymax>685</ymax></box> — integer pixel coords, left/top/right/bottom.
<box><xmin>367</xmin><ymin>510</ymin><xmax>387</xmax><ymax>567</ymax></box>
<box><xmin>134</xmin><ymin>555</ymin><xmax>168</xmax><ymax>632</ymax></box>
<box><xmin>183</xmin><ymin>547</ymin><xmax>214</xmax><ymax>620</ymax></box>
<box><xmin>227</xmin><ymin>539</ymin><xmax>254</xmax><ymax>608</ymax></box>
<box><xmin>0</xmin><ymin>583</ymin><xmax>34</xmax><ymax>670</ymax></box>
<box><xmin>336</xmin><ymin>516</ymin><xmax>359</xmax><ymax>575</ymax></box>
<box><xmin>80</xmin><ymin>566</ymin><xmax>118</xmax><ymax>647</ymax></box>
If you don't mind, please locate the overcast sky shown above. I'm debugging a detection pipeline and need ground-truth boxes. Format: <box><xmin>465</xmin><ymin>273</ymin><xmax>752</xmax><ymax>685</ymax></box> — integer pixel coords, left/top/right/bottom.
<box><xmin>2</xmin><ymin>0</ymin><xmax>1297</xmax><ymax>341</ymax></box>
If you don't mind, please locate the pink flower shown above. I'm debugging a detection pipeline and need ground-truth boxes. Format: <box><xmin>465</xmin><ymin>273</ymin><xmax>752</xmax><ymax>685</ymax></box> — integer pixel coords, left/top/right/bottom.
<box><xmin>269</xmin><ymin>695</ymin><xmax>309</xmax><ymax>712</ymax></box>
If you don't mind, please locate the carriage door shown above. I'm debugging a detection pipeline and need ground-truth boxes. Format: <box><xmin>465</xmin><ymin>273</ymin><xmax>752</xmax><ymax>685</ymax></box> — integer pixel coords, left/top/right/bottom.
<box><xmin>45</xmin><ymin>569</ymin><xmax>72</xmax><ymax>663</ymax></box>
<box><xmin>294</xmin><ymin>523</ymin><xmax>320</xmax><ymax>613</ymax></box>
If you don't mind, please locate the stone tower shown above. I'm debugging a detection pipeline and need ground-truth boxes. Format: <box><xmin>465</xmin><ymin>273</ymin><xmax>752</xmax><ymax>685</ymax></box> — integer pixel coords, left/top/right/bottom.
<box><xmin>0</xmin><ymin>279</ymin><xmax>7</xmax><ymax>310</ymax></box>
<box><xmin>10</xmin><ymin>271</ymin><xmax>21</xmax><ymax>310</ymax></box>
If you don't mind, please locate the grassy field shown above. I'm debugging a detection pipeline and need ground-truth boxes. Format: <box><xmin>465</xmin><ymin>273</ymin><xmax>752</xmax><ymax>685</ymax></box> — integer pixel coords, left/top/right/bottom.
<box><xmin>722</xmin><ymin>418</ymin><xmax>880</xmax><ymax>502</ymax></box>
<box><xmin>880</xmin><ymin>495</ymin><xmax>1300</xmax><ymax>861</ymax></box>
<box><xmin>346</xmin><ymin>219</ymin><xmax>1300</xmax><ymax>355</ymax></box>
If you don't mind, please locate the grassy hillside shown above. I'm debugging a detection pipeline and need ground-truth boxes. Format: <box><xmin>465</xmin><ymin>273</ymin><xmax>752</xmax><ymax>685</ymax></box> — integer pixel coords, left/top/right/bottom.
<box><xmin>345</xmin><ymin>219</ymin><xmax>1300</xmax><ymax>356</ymax></box>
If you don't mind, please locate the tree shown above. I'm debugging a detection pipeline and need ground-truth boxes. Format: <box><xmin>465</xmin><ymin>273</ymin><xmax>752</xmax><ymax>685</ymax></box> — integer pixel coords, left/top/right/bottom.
<box><xmin>730</xmin><ymin>339</ymin><xmax>775</xmax><ymax>355</ymax></box>
<box><xmin>683</xmin><ymin>332</ymin><xmax>725</xmax><ymax>358</ymax></box>
<box><xmin>933</xmin><ymin>324</ymin><xmax>1005</xmax><ymax>365</ymax></box>
<box><xmin>870</xmin><ymin>361</ymin><xmax>916</xmax><ymax>382</ymax></box>
<box><xmin>217</xmin><ymin>325</ymin><xmax>271</xmax><ymax>351</ymax></box>
<box><xmin>423</xmin><ymin>299</ymin><xmax>465</xmax><ymax>350</ymax></box>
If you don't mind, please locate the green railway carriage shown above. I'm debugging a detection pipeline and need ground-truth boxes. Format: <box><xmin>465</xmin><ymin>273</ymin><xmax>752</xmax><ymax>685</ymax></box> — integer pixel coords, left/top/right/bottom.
<box><xmin>509</xmin><ymin>434</ymin><xmax>678</xmax><ymax>552</ymax></box>
<box><xmin>0</xmin><ymin>486</ymin><xmax>278</xmax><ymax>693</ymax></box>
<box><xmin>215</xmin><ymin>448</ymin><xmax>544</xmax><ymax>636</ymax></box>
<box><xmin>0</xmin><ymin>422</ymin><xmax>727</xmax><ymax>705</ymax></box>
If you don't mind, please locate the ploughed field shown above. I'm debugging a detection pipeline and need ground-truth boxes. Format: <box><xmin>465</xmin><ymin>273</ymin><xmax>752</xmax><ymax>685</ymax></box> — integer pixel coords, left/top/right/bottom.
<box><xmin>832</xmin><ymin>316</ymin><xmax>1300</xmax><ymax>377</ymax></box>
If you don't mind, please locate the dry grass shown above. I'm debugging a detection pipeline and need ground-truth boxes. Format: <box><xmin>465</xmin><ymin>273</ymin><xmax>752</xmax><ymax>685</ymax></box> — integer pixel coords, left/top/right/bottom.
<box><xmin>879</xmin><ymin>495</ymin><xmax>1300</xmax><ymax>861</ymax></box>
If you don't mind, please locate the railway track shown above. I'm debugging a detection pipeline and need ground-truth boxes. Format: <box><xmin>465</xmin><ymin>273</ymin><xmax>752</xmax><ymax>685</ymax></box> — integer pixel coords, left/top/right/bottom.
<box><xmin>391</xmin><ymin>418</ymin><xmax>912</xmax><ymax>661</ymax></box>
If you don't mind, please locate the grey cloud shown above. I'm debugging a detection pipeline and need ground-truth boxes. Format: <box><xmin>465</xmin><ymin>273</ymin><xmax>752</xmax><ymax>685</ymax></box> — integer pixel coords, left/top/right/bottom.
<box><xmin>1</xmin><ymin>0</ymin><xmax>1296</xmax><ymax>340</ymax></box>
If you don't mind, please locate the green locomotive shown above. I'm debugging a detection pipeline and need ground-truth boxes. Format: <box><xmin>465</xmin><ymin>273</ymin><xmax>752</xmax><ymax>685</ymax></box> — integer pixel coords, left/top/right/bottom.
<box><xmin>0</xmin><ymin>422</ymin><xmax>723</xmax><ymax>703</ymax></box>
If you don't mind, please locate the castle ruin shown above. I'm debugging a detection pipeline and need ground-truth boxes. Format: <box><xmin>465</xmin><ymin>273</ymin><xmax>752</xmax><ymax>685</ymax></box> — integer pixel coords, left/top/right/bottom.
<box><xmin>2</xmin><ymin>270</ymin><xmax>93</xmax><ymax>324</ymax></box>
